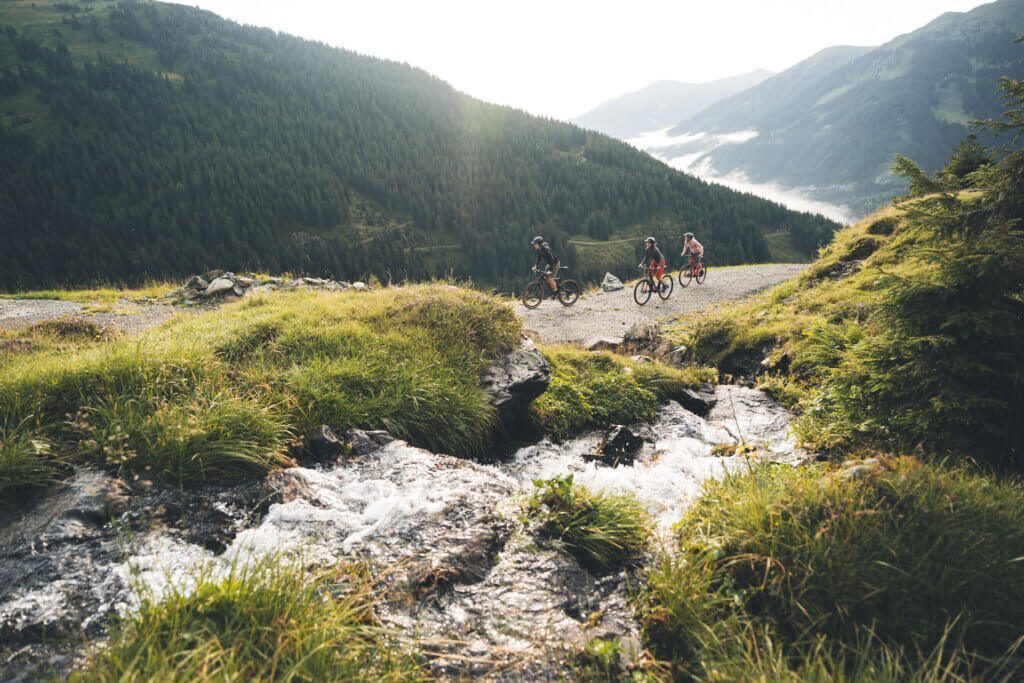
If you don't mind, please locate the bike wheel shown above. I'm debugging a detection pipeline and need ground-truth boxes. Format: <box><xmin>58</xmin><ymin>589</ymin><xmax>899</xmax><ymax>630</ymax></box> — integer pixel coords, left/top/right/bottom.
<box><xmin>695</xmin><ymin>264</ymin><xmax>707</xmax><ymax>284</ymax></box>
<box><xmin>678</xmin><ymin>268</ymin><xmax>693</xmax><ymax>288</ymax></box>
<box><xmin>522</xmin><ymin>282</ymin><xmax>544</xmax><ymax>309</ymax></box>
<box><xmin>557</xmin><ymin>279</ymin><xmax>580</xmax><ymax>306</ymax></box>
<box><xmin>658</xmin><ymin>274</ymin><xmax>674</xmax><ymax>300</ymax></box>
<box><xmin>633</xmin><ymin>279</ymin><xmax>652</xmax><ymax>306</ymax></box>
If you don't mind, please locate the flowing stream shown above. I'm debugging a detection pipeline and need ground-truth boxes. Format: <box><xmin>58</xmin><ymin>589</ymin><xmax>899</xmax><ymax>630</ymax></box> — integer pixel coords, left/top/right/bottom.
<box><xmin>1</xmin><ymin>386</ymin><xmax>806</xmax><ymax>680</ymax></box>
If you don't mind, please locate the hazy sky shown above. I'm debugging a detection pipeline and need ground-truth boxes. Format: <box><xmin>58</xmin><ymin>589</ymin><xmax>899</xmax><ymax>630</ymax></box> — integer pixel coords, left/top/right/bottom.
<box><xmin>170</xmin><ymin>0</ymin><xmax>990</xmax><ymax>120</ymax></box>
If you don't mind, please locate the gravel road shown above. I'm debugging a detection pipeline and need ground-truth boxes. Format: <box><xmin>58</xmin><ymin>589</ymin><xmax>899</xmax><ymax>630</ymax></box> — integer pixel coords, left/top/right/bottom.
<box><xmin>511</xmin><ymin>264</ymin><xmax>807</xmax><ymax>344</ymax></box>
<box><xmin>0</xmin><ymin>299</ymin><xmax>177</xmax><ymax>334</ymax></box>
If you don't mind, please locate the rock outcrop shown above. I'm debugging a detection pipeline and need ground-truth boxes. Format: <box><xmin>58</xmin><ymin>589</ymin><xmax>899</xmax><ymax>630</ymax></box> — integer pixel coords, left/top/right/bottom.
<box><xmin>166</xmin><ymin>270</ymin><xmax>370</xmax><ymax>303</ymax></box>
<box><xmin>480</xmin><ymin>337</ymin><xmax>551</xmax><ymax>440</ymax></box>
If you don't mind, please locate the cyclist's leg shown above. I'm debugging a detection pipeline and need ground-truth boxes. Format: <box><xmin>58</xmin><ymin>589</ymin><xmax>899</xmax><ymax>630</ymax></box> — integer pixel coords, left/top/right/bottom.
<box><xmin>545</xmin><ymin>261</ymin><xmax>559</xmax><ymax>292</ymax></box>
<box><xmin>654</xmin><ymin>262</ymin><xmax>665</xmax><ymax>290</ymax></box>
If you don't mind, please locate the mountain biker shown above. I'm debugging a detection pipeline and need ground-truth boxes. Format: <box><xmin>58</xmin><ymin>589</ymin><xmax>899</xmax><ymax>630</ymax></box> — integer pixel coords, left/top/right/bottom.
<box><xmin>639</xmin><ymin>237</ymin><xmax>666</xmax><ymax>289</ymax></box>
<box><xmin>531</xmin><ymin>236</ymin><xmax>559</xmax><ymax>293</ymax></box>
<box><xmin>681</xmin><ymin>232</ymin><xmax>704</xmax><ymax>267</ymax></box>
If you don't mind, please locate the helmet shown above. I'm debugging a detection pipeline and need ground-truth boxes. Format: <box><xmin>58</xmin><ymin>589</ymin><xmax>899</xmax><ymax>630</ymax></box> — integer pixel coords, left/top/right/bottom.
<box><xmin>531</xmin><ymin>236</ymin><xmax>544</xmax><ymax>246</ymax></box>
<box><xmin>644</xmin><ymin>236</ymin><xmax>656</xmax><ymax>244</ymax></box>
<box><xmin>684</xmin><ymin>232</ymin><xmax>694</xmax><ymax>239</ymax></box>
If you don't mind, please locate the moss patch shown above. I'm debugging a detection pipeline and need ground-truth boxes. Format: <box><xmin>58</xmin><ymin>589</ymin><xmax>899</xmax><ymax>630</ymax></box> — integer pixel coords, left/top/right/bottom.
<box><xmin>531</xmin><ymin>345</ymin><xmax>716</xmax><ymax>439</ymax></box>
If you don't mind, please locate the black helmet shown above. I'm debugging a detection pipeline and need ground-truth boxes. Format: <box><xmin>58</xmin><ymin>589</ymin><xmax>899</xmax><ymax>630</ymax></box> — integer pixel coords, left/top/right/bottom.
<box><xmin>684</xmin><ymin>232</ymin><xmax>694</xmax><ymax>239</ymax></box>
<box><xmin>644</xmin><ymin>236</ymin><xmax>656</xmax><ymax>244</ymax></box>
<box><xmin>531</xmin><ymin>236</ymin><xmax>544</xmax><ymax>246</ymax></box>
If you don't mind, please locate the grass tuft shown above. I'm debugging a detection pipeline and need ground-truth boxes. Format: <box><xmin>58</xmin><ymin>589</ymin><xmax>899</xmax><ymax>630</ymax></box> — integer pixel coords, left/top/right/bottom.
<box><xmin>531</xmin><ymin>346</ymin><xmax>715</xmax><ymax>439</ymax></box>
<box><xmin>71</xmin><ymin>560</ymin><xmax>425</xmax><ymax>682</ymax></box>
<box><xmin>639</xmin><ymin>459</ymin><xmax>1024</xmax><ymax>680</ymax></box>
<box><xmin>525</xmin><ymin>475</ymin><xmax>650</xmax><ymax>572</ymax></box>
<box><xmin>0</xmin><ymin>421</ymin><xmax>66</xmax><ymax>504</ymax></box>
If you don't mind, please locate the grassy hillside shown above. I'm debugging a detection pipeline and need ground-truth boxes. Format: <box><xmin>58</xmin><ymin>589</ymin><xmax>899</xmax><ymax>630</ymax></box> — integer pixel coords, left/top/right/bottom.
<box><xmin>0</xmin><ymin>0</ymin><xmax>837</xmax><ymax>291</ymax></box>
<box><xmin>670</xmin><ymin>0</ymin><xmax>1024</xmax><ymax>215</ymax></box>
<box><xmin>670</xmin><ymin>118</ymin><xmax>1024</xmax><ymax>467</ymax></box>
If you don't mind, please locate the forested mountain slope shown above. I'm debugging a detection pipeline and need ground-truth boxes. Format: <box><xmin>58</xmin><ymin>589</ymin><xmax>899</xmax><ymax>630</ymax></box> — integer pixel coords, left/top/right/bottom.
<box><xmin>0</xmin><ymin>1</ymin><xmax>837</xmax><ymax>290</ymax></box>
<box><xmin>667</xmin><ymin>0</ymin><xmax>1024</xmax><ymax>215</ymax></box>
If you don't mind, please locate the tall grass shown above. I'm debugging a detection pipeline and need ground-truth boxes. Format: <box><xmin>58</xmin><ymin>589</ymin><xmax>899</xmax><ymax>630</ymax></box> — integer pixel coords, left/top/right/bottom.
<box><xmin>0</xmin><ymin>286</ymin><xmax>521</xmax><ymax>499</ymax></box>
<box><xmin>0</xmin><ymin>420</ymin><xmax>65</xmax><ymax>504</ymax></box>
<box><xmin>71</xmin><ymin>560</ymin><xmax>424</xmax><ymax>682</ymax></box>
<box><xmin>525</xmin><ymin>475</ymin><xmax>651</xmax><ymax>572</ymax></box>
<box><xmin>639</xmin><ymin>458</ymin><xmax>1024</xmax><ymax>680</ymax></box>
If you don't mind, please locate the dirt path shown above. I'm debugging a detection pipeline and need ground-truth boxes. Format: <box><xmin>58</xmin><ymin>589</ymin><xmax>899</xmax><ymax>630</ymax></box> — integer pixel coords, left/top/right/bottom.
<box><xmin>511</xmin><ymin>264</ymin><xmax>806</xmax><ymax>344</ymax></box>
<box><xmin>0</xmin><ymin>299</ymin><xmax>177</xmax><ymax>334</ymax></box>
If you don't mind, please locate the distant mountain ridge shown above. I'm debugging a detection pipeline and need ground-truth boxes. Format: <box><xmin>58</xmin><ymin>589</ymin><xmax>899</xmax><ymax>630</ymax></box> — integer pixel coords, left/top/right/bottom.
<box><xmin>661</xmin><ymin>0</ymin><xmax>1024</xmax><ymax>215</ymax></box>
<box><xmin>573</xmin><ymin>70</ymin><xmax>774</xmax><ymax>139</ymax></box>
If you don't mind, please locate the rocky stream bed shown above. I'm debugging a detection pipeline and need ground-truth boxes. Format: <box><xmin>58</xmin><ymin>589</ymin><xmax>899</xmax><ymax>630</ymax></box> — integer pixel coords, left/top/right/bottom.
<box><xmin>1</xmin><ymin>374</ymin><xmax>805</xmax><ymax>680</ymax></box>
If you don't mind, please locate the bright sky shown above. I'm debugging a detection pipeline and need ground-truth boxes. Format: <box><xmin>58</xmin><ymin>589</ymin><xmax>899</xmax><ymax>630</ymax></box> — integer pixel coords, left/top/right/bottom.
<box><xmin>170</xmin><ymin>0</ymin><xmax>990</xmax><ymax>120</ymax></box>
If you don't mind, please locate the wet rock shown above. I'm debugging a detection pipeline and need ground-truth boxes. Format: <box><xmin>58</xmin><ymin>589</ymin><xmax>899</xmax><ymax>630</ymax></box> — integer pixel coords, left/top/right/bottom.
<box><xmin>301</xmin><ymin>425</ymin><xmax>345</xmax><ymax>464</ymax></box>
<box><xmin>589</xmin><ymin>425</ymin><xmax>647</xmax><ymax>467</ymax></box>
<box><xmin>0</xmin><ymin>469</ymin><xmax>133</xmax><ymax>662</ymax></box>
<box><xmin>63</xmin><ymin>474</ymin><xmax>130</xmax><ymax>526</ymax></box>
<box><xmin>412</xmin><ymin>533</ymin><xmax>641</xmax><ymax>679</ymax></box>
<box><xmin>601</xmin><ymin>273</ymin><xmax>624</xmax><ymax>292</ymax></box>
<box><xmin>404</xmin><ymin>522</ymin><xmax>513</xmax><ymax>601</ymax></box>
<box><xmin>677</xmin><ymin>383</ymin><xmax>718</xmax><ymax>417</ymax></box>
<box><xmin>136</xmin><ymin>479</ymin><xmax>274</xmax><ymax>553</ymax></box>
<box><xmin>264</xmin><ymin>469</ymin><xmax>318</xmax><ymax>505</ymax></box>
<box><xmin>583</xmin><ymin>336</ymin><xmax>624</xmax><ymax>352</ymax></box>
<box><xmin>344</xmin><ymin>429</ymin><xmax>396</xmax><ymax>456</ymax></box>
<box><xmin>480</xmin><ymin>337</ymin><xmax>550</xmax><ymax>438</ymax></box>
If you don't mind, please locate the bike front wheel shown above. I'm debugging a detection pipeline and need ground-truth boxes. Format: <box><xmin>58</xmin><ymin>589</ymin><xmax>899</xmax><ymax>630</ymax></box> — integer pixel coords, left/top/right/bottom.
<box><xmin>695</xmin><ymin>264</ymin><xmax>707</xmax><ymax>284</ymax></box>
<box><xmin>558</xmin><ymin>279</ymin><xmax>580</xmax><ymax>306</ymax></box>
<box><xmin>522</xmin><ymin>282</ymin><xmax>544</xmax><ymax>309</ymax></box>
<box><xmin>658</xmin><ymin>274</ymin><xmax>674</xmax><ymax>300</ymax></box>
<box><xmin>633</xmin><ymin>279</ymin><xmax>652</xmax><ymax>306</ymax></box>
<box><xmin>679</xmin><ymin>268</ymin><xmax>693</xmax><ymax>288</ymax></box>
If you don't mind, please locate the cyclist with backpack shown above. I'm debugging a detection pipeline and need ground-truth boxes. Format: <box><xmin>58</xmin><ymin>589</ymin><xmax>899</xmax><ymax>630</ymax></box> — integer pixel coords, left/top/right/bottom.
<box><xmin>531</xmin><ymin>236</ymin><xmax>559</xmax><ymax>294</ymax></box>
<box><xmin>639</xmin><ymin>237</ymin><xmax>666</xmax><ymax>291</ymax></box>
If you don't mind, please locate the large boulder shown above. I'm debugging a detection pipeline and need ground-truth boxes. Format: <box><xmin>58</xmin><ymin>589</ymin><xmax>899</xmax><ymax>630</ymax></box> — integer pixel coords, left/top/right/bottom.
<box><xmin>480</xmin><ymin>337</ymin><xmax>550</xmax><ymax>437</ymax></box>
<box><xmin>204</xmin><ymin>277</ymin><xmax>235</xmax><ymax>297</ymax></box>
<box><xmin>601</xmin><ymin>273</ymin><xmax>624</xmax><ymax>292</ymax></box>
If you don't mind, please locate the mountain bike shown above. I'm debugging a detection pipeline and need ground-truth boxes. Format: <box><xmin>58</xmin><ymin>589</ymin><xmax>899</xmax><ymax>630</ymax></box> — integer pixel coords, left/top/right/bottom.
<box><xmin>633</xmin><ymin>266</ymin><xmax>674</xmax><ymax>306</ymax></box>
<box><xmin>678</xmin><ymin>257</ymin><xmax>707</xmax><ymax>287</ymax></box>
<box><xmin>522</xmin><ymin>267</ymin><xmax>580</xmax><ymax>309</ymax></box>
